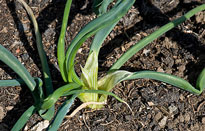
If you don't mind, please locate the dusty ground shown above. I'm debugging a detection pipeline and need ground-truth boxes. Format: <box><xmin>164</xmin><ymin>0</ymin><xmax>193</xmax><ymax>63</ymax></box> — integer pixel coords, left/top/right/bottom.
<box><xmin>0</xmin><ymin>0</ymin><xmax>205</xmax><ymax>130</ymax></box>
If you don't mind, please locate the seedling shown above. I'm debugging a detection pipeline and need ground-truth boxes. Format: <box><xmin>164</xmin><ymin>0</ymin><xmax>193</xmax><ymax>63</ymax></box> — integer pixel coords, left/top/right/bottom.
<box><xmin>0</xmin><ymin>0</ymin><xmax>204</xmax><ymax>130</ymax></box>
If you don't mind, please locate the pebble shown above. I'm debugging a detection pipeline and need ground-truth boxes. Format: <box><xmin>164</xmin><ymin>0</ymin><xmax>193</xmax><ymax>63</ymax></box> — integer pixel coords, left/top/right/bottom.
<box><xmin>0</xmin><ymin>106</ymin><xmax>5</xmax><ymax>120</ymax></box>
<box><xmin>154</xmin><ymin>112</ymin><xmax>162</xmax><ymax>122</ymax></box>
<box><xmin>125</xmin><ymin>115</ymin><xmax>132</xmax><ymax>121</ymax></box>
<box><xmin>143</xmin><ymin>49</ymin><xmax>150</xmax><ymax>56</ymax></box>
<box><xmin>184</xmin><ymin>113</ymin><xmax>190</xmax><ymax>122</ymax></box>
<box><xmin>44</xmin><ymin>28</ymin><xmax>55</xmax><ymax>40</ymax></box>
<box><xmin>147</xmin><ymin>101</ymin><xmax>155</xmax><ymax>106</ymax></box>
<box><xmin>30</xmin><ymin>120</ymin><xmax>49</xmax><ymax>131</ymax></box>
<box><xmin>5</xmin><ymin>106</ymin><xmax>14</xmax><ymax>111</ymax></box>
<box><xmin>202</xmin><ymin>117</ymin><xmax>205</xmax><ymax>124</ymax></box>
<box><xmin>179</xmin><ymin>114</ymin><xmax>184</xmax><ymax>123</ymax></box>
<box><xmin>158</xmin><ymin>116</ymin><xmax>168</xmax><ymax>128</ymax></box>
<box><xmin>168</xmin><ymin>105</ymin><xmax>177</xmax><ymax>114</ymax></box>
<box><xmin>23</xmin><ymin>23</ymin><xmax>29</xmax><ymax>32</ymax></box>
<box><xmin>22</xmin><ymin>54</ymin><xmax>29</xmax><ymax>61</ymax></box>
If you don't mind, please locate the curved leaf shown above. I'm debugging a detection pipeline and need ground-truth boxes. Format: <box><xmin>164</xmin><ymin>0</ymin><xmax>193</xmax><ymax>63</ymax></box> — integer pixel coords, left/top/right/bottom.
<box><xmin>38</xmin><ymin>107</ymin><xmax>55</xmax><ymax>121</ymax></box>
<box><xmin>92</xmin><ymin>0</ymin><xmax>113</xmax><ymax>15</ymax></box>
<box><xmin>0</xmin><ymin>44</ymin><xmax>36</xmax><ymax>91</ymax></box>
<box><xmin>17</xmin><ymin>0</ymin><xmax>53</xmax><ymax>96</ymax></box>
<box><xmin>57</xmin><ymin>0</ymin><xmax>73</xmax><ymax>82</ymax></box>
<box><xmin>65</xmin><ymin>0</ymin><xmax>135</xmax><ymax>83</ymax></box>
<box><xmin>11</xmin><ymin>105</ymin><xmax>36</xmax><ymax>131</ymax></box>
<box><xmin>111</xmin><ymin>4</ymin><xmax>205</xmax><ymax>70</ymax></box>
<box><xmin>126</xmin><ymin>71</ymin><xmax>204</xmax><ymax>95</ymax></box>
<box><xmin>47</xmin><ymin>94</ymin><xmax>78</xmax><ymax>131</ymax></box>
<box><xmin>41</xmin><ymin>83</ymin><xmax>80</xmax><ymax>110</ymax></box>
<box><xmin>98</xmin><ymin>70</ymin><xmax>132</xmax><ymax>91</ymax></box>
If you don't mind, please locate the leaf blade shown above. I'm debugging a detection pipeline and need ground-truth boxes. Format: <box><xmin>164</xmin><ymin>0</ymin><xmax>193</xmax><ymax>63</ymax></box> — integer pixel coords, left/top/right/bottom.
<box><xmin>110</xmin><ymin>4</ymin><xmax>205</xmax><ymax>70</ymax></box>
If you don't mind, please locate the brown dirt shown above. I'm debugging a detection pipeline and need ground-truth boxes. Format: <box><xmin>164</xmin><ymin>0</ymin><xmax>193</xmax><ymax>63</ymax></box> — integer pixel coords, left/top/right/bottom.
<box><xmin>0</xmin><ymin>0</ymin><xmax>205</xmax><ymax>130</ymax></box>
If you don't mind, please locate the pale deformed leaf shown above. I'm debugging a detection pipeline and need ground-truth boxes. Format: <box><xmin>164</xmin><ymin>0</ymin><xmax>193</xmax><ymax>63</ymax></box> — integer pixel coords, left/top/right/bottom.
<box><xmin>79</xmin><ymin>51</ymin><xmax>99</xmax><ymax>108</ymax></box>
<box><xmin>80</xmin><ymin>51</ymin><xmax>98</xmax><ymax>89</ymax></box>
<box><xmin>98</xmin><ymin>70</ymin><xmax>133</xmax><ymax>91</ymax></box>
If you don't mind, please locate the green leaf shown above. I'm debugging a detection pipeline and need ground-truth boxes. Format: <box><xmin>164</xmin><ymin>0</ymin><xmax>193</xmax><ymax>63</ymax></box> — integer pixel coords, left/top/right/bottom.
<box><xmin>126</xmin><ymin>71</ymin><xmax>204</xmax><ymax>95</ymax></box>
<box><xmin>17</xmin><ymin>0</ymin><xmax>53</xmax><ymax>96</ymax></box>
<box><xmin>57</xmin><ymin>0</ymin><xmax>73</xmax><ymax>82</ymax></box>
<box><xmin>47</xmin><ymin>94</ymin><xmax>78</xmax><ymax>131</ymax></box>
<box><xmin>91</xmin><ymin>0</ymin><xmax>118</xmax><ymax>54</ymax></box>
<box><xmin>65</xmin><ymin>0</ymin><xmax>135</xmax><ymax>83</ymax></box>
<box><xmin>92</xmin><ymin>0</ymin><xmax>113</xmax><ymax>15</ymax></box>
<box><xmin>196</xmin><ymin>68</ymin><xmax>205</xmax><ymax>92</ymax></box>
<box><xmin>38</xmin><ymin>107</ymin><xmax>55</xmax><ymax>121</ymax></box>
<box><xmin>0</xmin><ymin>44</ymin><xmax>36</xmax><ymax>91</ymax></box>
<box><xmin>11</xmin><ymin>105</ymin><xmax>36</xmax><ymax>131</ymax></box>
<box><xmin>98</xmin><ymin>70</ymin><xmax>132</xmax><ymax>91</ymax></box>
<box><xmin>111</xmin><ymin>4</ymin><xmax>205</xmax><ymax>70</ymax></box>
<box><xmin>41</xmin><ymin>83</ymin><xmax>80</xmax><ymax>110</ymax></box>
<box><xmin>90</xmin><ymin>22</ymin><xmax>118</xmax><ymax>54</ymax></box>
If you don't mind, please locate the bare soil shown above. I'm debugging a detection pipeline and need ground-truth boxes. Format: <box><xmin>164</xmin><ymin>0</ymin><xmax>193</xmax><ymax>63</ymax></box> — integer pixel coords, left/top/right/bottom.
<box><xmin>0</xmin><ymin>0</ymin><xmax>205</xmax><ymax>130</ymax></box>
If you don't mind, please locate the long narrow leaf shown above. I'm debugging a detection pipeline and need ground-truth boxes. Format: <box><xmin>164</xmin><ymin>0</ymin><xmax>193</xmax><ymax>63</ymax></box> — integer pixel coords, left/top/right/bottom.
<box><xmin>126</xmin><ymin>71</ymin><xmax>204</xmax><ymax>95</ymax></box>
<box><xmin>17</xmin><ymin>0</ymin><xmax>53</xmax><ymax>96</ymax></box>
<box><xmin>196</xmin><ymin>68</ymin><xmax>205</xmax><ymax>92</ymax></box>
<box><xmin>57</xmin><ymin>0</ymin><xmax>73</xmax><ymax>82</ymax></box>
<box><xmin>0</xmin><ymin>79</ymin><xmax>30</xmax><ymax>87</ymax></box>
<box><xmin>110</xmin><ymin>4</ymin><xmax>205</xmax><ymax>70</ymax></box>
<box><xmin>90</xmin><ymin>22</ymin><xmax>118</xmax><ymax>54</ymax></box>
<box><xmin>0</xmin><ymin>77</ymin><xmax>42</xmax><ymax>87</ymax></box>
<box><xmin>41</xmin><ymin>83</ymin><xmax>80</xmax><ymax>110</ymax></box>
<box><xmin>92</xmin><ymin>0</ymin><xmax>113</xmax><ymax>15</ymax></box>
<box><xmin>38</xmin><ymin>107</ymin><xmax>55</xmax><ymax>120</ymax></box>
<box><xmin>65</xmin><ymin>0</ymin><xmax>135</xmax><ymax>83</ymax></box>
<box><xmin>0</xmin><ymin>44</ymin><xmax>36</xmax><ymax>91</ymax></box>
<box><xmin>11</xmin><ymin>105</ymin><xmax>36</xmax><ymax>131</ymax></box>
<box><xmin>47</xmin><ymin>94</ymin><xmax>78</xmax><ymax>131</ymax></box>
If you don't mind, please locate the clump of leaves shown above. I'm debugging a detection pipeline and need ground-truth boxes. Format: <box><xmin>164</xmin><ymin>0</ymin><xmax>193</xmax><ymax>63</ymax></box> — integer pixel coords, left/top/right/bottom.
<box><xmin>0</xmin><ymin>0</ymin><xmax>204</xmax><ymax>130</ymax></box>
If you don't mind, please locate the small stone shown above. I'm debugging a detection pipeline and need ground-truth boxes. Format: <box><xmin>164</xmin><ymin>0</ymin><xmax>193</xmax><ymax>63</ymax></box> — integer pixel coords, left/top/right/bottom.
<box><xmin>110</xmin><ymin>32</ymin><xmax>115</xmax><ymax>39</ymax></box>
<box><xmin>148</xmin><ymin>101</ymin><xmax>155</xmax><ymax>106</ymax></box>
<box><xmin>167</xmin><ymin>121</ymin><xmax>175</xmax><ymax>129</ymax></box>
<box><xmin>155</xmin><ymin>112</ymin><xmax>162</xmax><ymax>122</ymax></box>
<box><xmin>5</xmin><ymin>106</ymin><xmax>14</xmax><ymax>111</ymax></box>
<box><xmin>22</xmin><ymin>23</ymin><xmax>29</xmax><ymax>32</ymax></box>
<box><xmin>184</xmin><ymin>113</ymin><xmax>190</xmax><ymax>122</ymax></box>
<box><xmin>158</xmin><ymin>116</ymin><xmax>168</xmax><ymax>128</ymax></box>
<box><xmin>179</xmin><ymin>94</ymin><xmax>184</xmax><ymax>101</ymax></box>
<box><xmin>193</xmin><ymin>123</ymin><xmax>199</xmax><ymax>130</ymax></box>
<box><xmin>202</xmin><ymin>117</ymin><xmax>205</xmax><ymax>124</ymax></box>
<box><xmin>31</xmin><ymin>120</ymin><xmax>49</xmax><ymax>131</ymax></box>
<box><xmin>147</xmin><ymin>114</ymin><xmax>152</xmax><ymax>119</ymax></box>
<box><xmin>0</xmin><ymin>106</ymin><xmax>5</xmax><ymax>120</ymax></box>
<box><xmin>0</xmin><ymin>27</ymin><xmax>8</xmax><ymax>33</ymax></box>
<box><xmin>177</xmin><ymin>65</ymin><xmax>185</xmax><ymax>72</ymax></box>
<box><xmin>179</xmin><ymin>114</ymin><xmax>184</xmax><ymax>123</ymax></box>
<box><xmin>202</xmin><ymin>125</ymin><xmax>205</xmax><ymax>131</ymax></box>
<box><xmin>174</xmin><ymin>118</ymin><xmax>180</xmax><ymax>125</ymax></box>
<box><xmin>125</xmin><ymin>115</ymin><xmax>132</xmax><ymax>121</ymax></box>
<box><xmin>168</xmin><ymin>105</ymin><xmax>177</xmax><ymax>114</ymax></box>
<box><xmin>157</xmin><ymin>67</ymin><xmax>165</xmax><ymax>72</ymax></box>
<box><xmin>143</xmin><ymin>49</ymin><xmax>150</xmax><ymax>56</ymax></box>
<box><xmin>22</xmin><ymin>54</ymin><xmax>29</xmax><ymax>61</ymax></box>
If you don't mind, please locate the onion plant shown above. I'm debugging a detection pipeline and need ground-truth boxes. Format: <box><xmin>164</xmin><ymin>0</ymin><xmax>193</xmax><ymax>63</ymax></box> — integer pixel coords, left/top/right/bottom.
<box><xmin>0</xmin><ymin>0</ymin><xmax>204</xmax><ymax>130</ymax></box>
